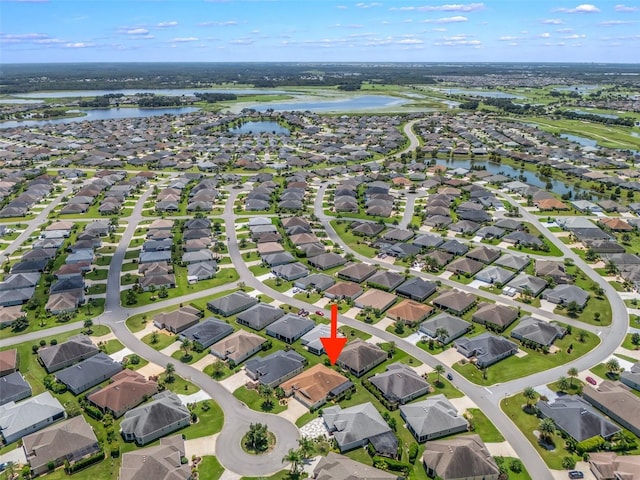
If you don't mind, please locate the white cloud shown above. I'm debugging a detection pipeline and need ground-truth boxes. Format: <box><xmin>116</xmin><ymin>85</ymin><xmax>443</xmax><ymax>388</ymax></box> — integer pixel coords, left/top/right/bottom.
<box><xmin>600</xmin><ymin>20</ymin><xmax>635</xmax><ymax>26</ymax></box>
<box><xmin>64</xmin><ymin>42</ymin><xmax>95</xmax><ymax>48</ymax></box>
<box><xmin>397</xmin><ymin>38</ymin><xmax>424</xmax><ymax>44</ymax></box>
<box><xmin>564</xmin><ymin>33</ymin><xmax>586</xmax><ymax>38</ymax></box>
<box><xmin>392</xmin><ymin>3</ymin><xmax>484</xmax><ymax>12</ymax></box>
<box><xmin>336</xmin><ymin>5</ymin><xmax>348</xmax><ymax>8</ymax></box>
<box><xmin>156</xmin><ymin>21</ymin><xmax>178</xmax><ymax>28</ymax></box>
<box><xmin>230</xmin><ymin>38</ymin><xmax>255</xmax><ymax>45</ymax></box>
<box><xmin>544</xmin><ymin>41</ymin><xmax>566</xmax><ymax>46</ymax></box>
<box><xmin>331</xmin><ymin>23</ymin><xmax>364</xmax><ymax>28</ymax></box>
<box><xmin>539</xmin><ymin>32</ymin><xmax>551</xmax><ymax>38</ymax></box>
<box><xmin>615</xmin><ymin>4</ymin><xmax>638</xmax><ymax>12</ymax></box>
<box><xmin>198</xmin><ymin>20</ymin><xmax>238</xmax><ymax>27</ymax></box>
<box><xmin>424</xmin><ymin>15</ymin><xmax>468</xmax><ymax>23</ymax></box>
<box><xmin>498</xmin><ymin>35</ymin><xmax>519</xmax><ymax>41</ymax></box>
<box><xmin>557</xmin><ymin>28</ymin><xmax>573</xmax><ymax>32</ymax></box>
<box><xmin>554</xmin><ymin>4</ymin><xmax>601</xmax><ymax>13</ymax></box>
<box><xmin>172</xmin><ymin>37</ymin><xmax>198</xmax><ymax>42</ymax></box>
<box><xmin>356</xmin><ymin>2</ymin><xmax>382</xmax><ymax>8</ymax></box>
<box><xmin>125</xmin><ymin>28</ymin><xmax>149</xmax><ymax>35</ymax></box>
<box><xmin>542</xmin><ymin>18</ymin><xmax>563</xmax><ymax>24</ymax></box>
<box><xmin>33</xmin><ymin>38</ymin><xmax>66</xmax><ymax>44</ymax></box>
<box><xmin>0</xmin><ymin>32</ymin><xmax>49</xmax><ymax>41</ymax></box>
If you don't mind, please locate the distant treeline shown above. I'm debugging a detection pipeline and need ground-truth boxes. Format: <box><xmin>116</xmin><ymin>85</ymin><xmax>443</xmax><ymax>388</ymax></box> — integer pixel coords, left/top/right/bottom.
<box><xmin>194</xmin><ymin>92</ymin><xmax>237</xmax><ymax>102</ymax></box>
<box><xmin>460</xmin><ymin>97</ymin><xmax>545</xmax><ymax>115</ymax></box>
<box><xmin>554</xmin><ymin>109</ymin><xmax>635</xmax><ymax>127</ymax></box>
<box><xmin>138</xmin><ymin>95</ymin><xmax>188</xmax><ymax>107</ymax></box>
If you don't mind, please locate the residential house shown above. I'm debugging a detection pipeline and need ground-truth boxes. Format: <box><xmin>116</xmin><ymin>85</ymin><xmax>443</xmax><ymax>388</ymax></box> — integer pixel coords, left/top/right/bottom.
<box><xmin>119</xmin><ymin>435</ymin><xmax>190</xmax><ymax>480</ymax></box>
<box><xmin>620</xmin><ymin>362</ymin><xmax>640</xmax><ymax>392</ymax></box>
<box><xmin>272</xmin><ymin>262</ymin><xmax>309</xmax><ymax>281</ymax></box>
<box><xmin>300</xmin><ymin>324</ymin><xmax>345</xmax><ymax>355</ymax></box>
<box><xmin>245</xmin><ymin>350</ymin><xmax>306</xmax><ymax>388</ymax></box>
<box><xmin>511</xmin><ymin>317</ymin><xmax>566</xmax><ymax>347</ymax></box>
<box><xmin>432</xmin><ymin>290</ymin><xmax>477</xmax><ymax>316</ymax></box>
<box><xmin>179</xmin><ymin>318</ymin><xmax>233</xmax><ymax>349</ymax></box>
<box><xmin>422</xmin><ymin>435</ymin><xmax>500</xmax><ymax>480</ymax></box>
<box><xmin>354</xmin><ymin>289</ymin><xmax>397</xmax><ymax>312</ymax></box>
<box><xmin>466</xmin><ymin>246</ymin><xmax>500</xmax><ymax>264</ymax></box>
<box><xmin>455</xmin><ymin>333</ymin><xmax>519</xmax><ymax>368</ymax></box>
<box><xmin>536</xmin><ymin>395</ymin><xmax>620</xmax><ymax>442</ymax></box>
<box><xmin>337</xmin><ymin>340</ymin><xmax>387</xmax><ymax>377</ymax></box>
<box><xmin>589</xmin><ymin>452</ymin><xmax>640</xmax><ymax>480</ymax></box>
<box><xmin>446</xmin><ymin>257</ymin><xmax>484</xmax><ymax>276</ymax></box>
<box><xmin>0</xmin><ymin>348</ymin><xmax>18</xmax><ymax>377</ymax></box>
<box><xmin>281</xmin><ymin>364</ymin><xmax>352</xmax><ymax>410</ymax></box>
<box><xmin>210</xmin><ymin>330</ymin><xmax>266</xmax><ymax>365</ymax></box>
<box><xmin>38</xmin><ymin>334</ymin><xmax>99</xmax><ymax>373</ymax></box>
<box><xmin>22</xmin><ymin>416</ymin><xmax>100</xmax><ymax>477</ymax></box>
<box><xmin>120</xmin><ymin>391</ymin><xmax>191</xmax><ymax>446</ymax></box>
<box><xmin>55</xmin><ymin>352</ymin><xmax>122</xmax><ymax>395</ymax></box>
<box><xmin>494</xmin><ymin>253</ymin><xmax>530</xmax><ymax>272</ymax></box>
<box><xmin>307</xmin><ymin>252</ymin><xmax>347</xmax><ymax>270</ymax></box>
<box><xmin>395</xmin><ymin>277</ymin><xmax>437</xmax><ymax>302</ymax></box>
<box><xmin>475</xmin><ymin>265</ymin><xmax>515</xmax><ymax>286</ymax></box>
<box><xmin>472</xmin><ymin>303</ymin><xmax>518</xmax><ymax>332</ymax></box>
<box><xmin>337</xmin><ymin>263</ymin><xmax>377</xmax><ymax>283</ymax></box>
<box><xmin>265</xmin><ymin>314</ymin><xmax>315</xmax><ymax>344</ymax></box>
<box><xmin>387</xmin><ymin>299</ymin><xmax>433</xmax><ymax>326</ymax></box>
<box><xmin>0</xmin><ymin>372</ymin><xmax>32</xmax><ymax>406</ymax></box>
<box><xmin>88</xmin><ymin>370</ymin><xmax>159</xmax><ymax>418</ymax></box>
<box><xmin>419</xmin><ymin>313</ymin><xmax>471</xmax><ymax>344</ymax></box>
<box><xmin>313</xmin><ymin>452</ymin><xmax>399</xmax><ymax>480</ymax></box>
<box><xmin>583</xmin><ymin>381</ymin><xmax>640</xmax><ymax>437</ymax></box>
<box><xmin>506</xmin><ymin>273</ymin><xmax>547</xmax><ymax>297</ymax></box>
<box><xmin>207</xmin><ymin>291</ymin><xmax>258</xmax><ymax>317</ymax></box>
<box><xmin>323</xmin><ymin>402</ymin><xmax>398</xmax><ymax>457</ymax></box>
<box><xmin>400</xmin><ymin>394</ymin><xmax>468</xmax><ymax>442</ymax></box>
<box><xmin>324</xmin><ymin>281</ymin><xmax>363</xmax><ymax>301</ymax></box>
<box><xmin>366</xmin><ymin>270</ymin><xmax>405</xmax><ymax>292</ymax></box>
<box><xmin>542</xmin><ymin>284</ymin><xmax>590</xmax><ymax>308</ymax></box>
<box><xmin>369</xmin><ymin>363</ymin><xmax>430</xmax><ymax>404</ymax></box>
<box><xmin>294</xmin><ymin>273</ymin><xmax>335</xmax><ymax>293</ymax></box>
<box><xmin>153</xmin><ymin>305</ymin><xmax>202</xmax><ymax>334</ymax></box>
<box><xmin>535</xmin><ymin>259</ymin><xmax>573</xmax><ymax>284</ymax></box>
<box><xmin>0</xmin><ymin>391</ymin><xmax>66</xmax><ymax>444</ymax></box>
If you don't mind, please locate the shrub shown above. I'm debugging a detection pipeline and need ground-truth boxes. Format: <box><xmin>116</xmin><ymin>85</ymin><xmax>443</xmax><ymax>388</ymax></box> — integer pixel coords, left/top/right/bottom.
<box><xmin>372</xmin><ymin>456</ymin><xmax>410</xmax><ymax>475</ymax></box>
<box><xmin>64</xmin><ymin>449</ymin><xmax>104</xmax><ymax>474</ymax></box>
<box><xmin>85</xmin><ymin>405</ymin><xmax>103</xmax><ymax>421</ymax></box>
<box><xmin>408</xmin><ymin>442</ymin><xmax>419</xmax><ymax>463</ymax></box>
<box><xmin>576</xmin><ymin>436</ymin><xmax>605</xmax><ymax>454</ymax></box>
<box><xmin>561</xmin><ymin>456</ymin><xmax>577</xmax><ymax>470</ymax></box>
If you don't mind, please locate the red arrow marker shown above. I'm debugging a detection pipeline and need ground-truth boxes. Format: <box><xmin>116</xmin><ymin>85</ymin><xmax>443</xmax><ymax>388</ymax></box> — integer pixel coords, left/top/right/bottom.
<box><xmin>320</xmin><ymin>304</ymin><xmax>348</xmax><ymax>365</ymax></box>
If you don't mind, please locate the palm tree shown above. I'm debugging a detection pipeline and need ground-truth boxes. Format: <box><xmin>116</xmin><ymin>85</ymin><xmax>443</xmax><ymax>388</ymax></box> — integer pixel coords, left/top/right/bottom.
<box><xmin>181</xmin><ymin>338</ymin><xmax>191</xmax><ymax>358</ymax></box>
<box><xmin>282</xmin><ymin>448</ymin><xmax>302</xmax><ymax>474</ymax></box>
<box><xmin>539</xmin><ymin>418</ymin><xmax>556</xmax><ymax>443</ymax></box>
<box><xmin>164</xmin><ymin>363</ymin><xmax>176</xmax><ymax>383</ymax></box>
<box><xmin>523</xmin><ymin>386</ymin><xmax>537</xmax><ymax>408</ymax></box>
<box><xmin>606</xmin><ymin>358</ymin><xmax>620</xmax><ymax>377</ymax></box>
<box><xmin>557</xmin><ymin>376</ymin><xmax>570</xmax><ymax>392</ymax></box>
<box><xmin>435</xmin><ymin>327</ymin><xmax>449</xmax><ymax>344</ymax></box>
<box><xmin>297</xmin><ymin>437</ymin><xmax>314</xmax><ymax>459</ymax></box>
<box><xmin>567</xmin><ymin>367</ymin><xmax>578</xmax><ymax>388</ymax></box>
<box><xmin>434</xmin><ymin>364</ymin><xmax>445</xmax><ymax>385</ymax></box>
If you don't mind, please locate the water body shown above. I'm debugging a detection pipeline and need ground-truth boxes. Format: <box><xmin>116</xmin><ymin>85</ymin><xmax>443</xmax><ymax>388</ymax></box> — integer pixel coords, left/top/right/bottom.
<box><xmin>0</xmin><ymin>98</ymin><xmax>44</xmax><ymax>104</ymax></box>
<box><xmin>13</xmin><ymin>88</ymin><xmax>290</xmax><ymax>99</ymax></box>
<box><xmin>434</xmin><ymin>158</ymin><xmax>577</xmax><ymax>196</ymax></box>
<box><xmin>571</xmin><ymin>109</ymin><xmax>618</xmax><ymax>119</ymax></box>
<box><xmin>560</xmin><ymin>133</ymin><xmax>598</xmax><ymax>148</ymax></box>
<box><xmin>0</xmin><ymin>107</ymin><xmax>200</xmax><ymax>129</ymax></box>
<box><xmin>250</xmin><ymin>95</ymin><xmax>407</xmax><ymax>112</ymax></box>
<box><xmin>441</xmin><ymin>89</ymin><xmax>523</xmax><ymax>99</ymax></box>
<box><xmin>229</xmin><ymin>121</ymin><xmax>290</xmax><ymax>135</ymax></box>
<box><xmin>554</xmin><ymin>85</ymin><xmax>601</xmax><ymax>94</ymax></box>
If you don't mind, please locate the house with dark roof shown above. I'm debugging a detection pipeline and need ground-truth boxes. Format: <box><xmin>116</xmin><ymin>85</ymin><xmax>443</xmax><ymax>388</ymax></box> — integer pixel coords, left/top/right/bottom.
<box><xmin>308</xmin><ymin>252</ymin><xmax>347</xmax><ymax>270</ymax></box>
<box><xmin>0</xmin><ymin>391</ymin><xmax>66</xmax><ymax>444</ymax></box>
<box><xmin>535</xmin><ymin>259</ymin><xmax>573</xmax><ymax>284</ymax></box>
<box><xmin>179</xmin><ymin>318</ymin><xmax>233</xmax><ymax>349</ymax></box>
<box><xmin>245</xmin><ymin>350</ymin><xmax>306</xmax><ymax>388</ymax></box>
<box><xmin>237</xmin><ymin>303</ymin><xmax>285</xmax><ymax>331</ymax></box>
<box><xmin>281</xmin><ymin>364</ymin><xmax>352</xmax><ymax>410</ymax></box>
<box><xmin>325</xmin><ymin>281</ymin><xmax>363</xmax><ymax>300</ymax></box>
<box><xmin>494</xmin><ymin>253</ymin><xmax>530</xmax><ymax>272</ymax></box>
<box><xmin>300</xmin><ymin>324</ymin><xmax>345</xmax><ymax>355</ymax></box>
<box><xmin>506</xmin><ymin>273</ymin><xmax>547</xmax><ymax>297</ymax></box>
<box><xmin>439</xmin><ymin>239</ymin><xmax>469</xmax><ymax>256</ymax></box>
<box><xmin>472</xmin><ymin>303</ymin><xmax>518</xmax><ymax>332</ymax></box>
<box><xmin>446</xmin><ymin>257</ymin><xmax>484</xmax><ymax>276</ymax></box>
<box><xmin>210</xmin><ymin>330</ymin><xmax>266</xmax><ymax>365</ymax></box>
<box><xmin>262</xmin><ymin>251</ymin><xmax>296</xmax><ymax>266</ymax></box>
<box><xmin>337</xmin><ymin>339</ymin><xmax>387</xmax><ymax>377</ymax></box>
<box><xmin>119</xmin><ymin>435</ymin><xmax>190</xmax><ymax>480</ymax></box>
<box><xmin>313</xmin><ymin>452</ymin><xmax>399</xmax><ymax>480</ymax></box>
<box><xmin>207</xmin><ymin>291</ymin><xmax>259</xmax><ymax>317</ymax></box>
<box><xmin>412</xmin><ymin>233</ymin><xmax>444</xmax><ymax>249</ymax></box>
<box><xmin>266</xmin><ymin>314</ymin><xmax>315</xmax><ymax>344</ymax></box>
<box><xmin>583</xmin><ymin>381</ymin><xmax>640</xmax><ymax>437</ymax></box>
<box><xmin>55</xmin><ymin>352</ymin><xmax>122</xmax><ymax>395</ymax></box>
<box><xmin>466</xmin><ymin>246</ymin><xmax>500</xmax><ymax>264</ymax></box>
<box><xmin>38</xmin><ymin>334</ymin><xmax>99</xmax><ymax>373</ymax></box>
<box><xmin>88</xmin><ymin>370</ymin><xmax>159</xmax><ymax>418</ymax></box>
<box><xmin>419</xmin><ymin>313</ymin><xmax>471</xmax><ymax>344</ymax></box>
<box><xmin>369</xmin><ymin>363</ymin><xmax>430</xmax><ymax>404</ymax></box>
<box><xmin>620</xmin><ymin>362</ymin><xmax>640</xmax><ymax>392</ymax></box>
<box><xmin>22</xmin><ymin>415</ymin><xmax>100</xmax><ymax>477</ymax></box>
<box><xmin>323</xmin><ymin>402</ymin><xmax>398</xmax><ymax>457</ymax></box>
<box><xmin>536</xmin><ymin>395</ymin><xmax>620</xmax><ymax>442</ymax></box>
<box><xmin>337</xmin><ymin>263</ymin><xmax>377</xmax><ymax>283</ymax></box>
<box><xmin>294</xmin><ymin>273</ymin><xmax>335</xmax><ymax>292</ymax></box>
<box><xmin>395</xmin><ymin>277</ymin><xmax>437</xmax><ymax>302</ymax></box>
<box><xmin>272</xmin><ymin>262</ymin><xmax>309</xmax><ymax>281</ymax></box>
<box><xmin>120</xmin><ymin>391</ymin><xmax>190</xmax><ymax>446</ymax></box>
<box><xmin>422</xmin><ymin>435</ymin><xmax>500</xmax><ymax>480</ymax></box>
<box><xmin>366</xmin><ymin>270</ymin><xmax>405</xmax><ymax>292</ymax></box>
<box><xmin>511</xmin><ymin>317</ymin><xmax>566</xmax><ymax>347</ymax></box>
<box><xmin>152</xmin><ymin>305</ymin><xmax>202</xmax><ymax>333</ymax></box>
<box><xmin>455</xmin><ymin>333</ymin><xmax>518</xmax><ymax>368</ymax></box>
<box><xmin>400</xmin><ymin>394</ymin><xmax>468</xmax><ymax>442</ymax></box>
<box><xmin>542</xmin><ymin>284</ymin><xmax>590</xmax><ymax>308</ymax></box>
<box><xmin>0</xmin><ymin>372</ymin><xmax>32</xmax><ymax>406</ymax></box>
<box><xmin>432</xmin><ymin>290</ymin><xmax>477</xmax><ymax>315</ymax></box>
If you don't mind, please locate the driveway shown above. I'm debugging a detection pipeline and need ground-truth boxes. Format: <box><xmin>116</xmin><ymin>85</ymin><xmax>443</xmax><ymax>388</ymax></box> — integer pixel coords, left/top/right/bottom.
<box><xmin>278</xmin><ymin>397</ymin><xmax>309</xmax><ymax>424</ymax></box>
<box><xmin>0</xmin><ymin>446</ymin><xmax>26</xmax><ymax>468</ymax></box>
<box><xmin>434</xmin><ymin>347</ymin><xmax>465</xmax><ymax>367</ymax></box>
<box><xmin>185</xmin><ymin>434</ymin><xmax>218</xmax><ymax>458</ymax></box>
<box><xmin>219</xmin><ymin>371</ymin><xmax>250</xmax><ymax>393</ymax></box>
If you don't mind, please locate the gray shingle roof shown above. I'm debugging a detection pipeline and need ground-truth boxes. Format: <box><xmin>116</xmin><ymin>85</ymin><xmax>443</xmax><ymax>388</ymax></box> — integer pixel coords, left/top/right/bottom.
<box><xmin>237</xmin><ymin>303</ymin><xmax>285</xmax><ymax>330</ymax></box>
<box><xmin>245</xmin><ymin>350</ymin><xmax>305</xmax><ymax>387</ymax></box>
<box><xmin>400</xmin><ymin>394</ymin><xmax>467</xmax><ymax>439</ymax></box>
<box><xmin>369</xmin><ymin>363</ymin><xmax>430</xmax><ymax>403</ymax></box>
<box><xmin>55</xmin><ymin>352</ymin><xmax>122</xmax><ymax>394</ymax></box>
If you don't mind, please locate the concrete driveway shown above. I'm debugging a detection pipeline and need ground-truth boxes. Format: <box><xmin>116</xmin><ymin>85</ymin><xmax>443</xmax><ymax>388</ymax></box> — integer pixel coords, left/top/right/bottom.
<box><xmin>219</xmin><ymin>371</ymin><xmax>250</xmax><ymax>393</ymax></box>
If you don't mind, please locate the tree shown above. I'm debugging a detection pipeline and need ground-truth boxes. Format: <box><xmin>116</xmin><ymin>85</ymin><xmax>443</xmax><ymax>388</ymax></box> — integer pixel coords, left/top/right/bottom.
<box><xmin>259</xmin><ymin>384</ymin><xmax>274</xmax><ymax>411</ymax></box>
<box><xmin>523</xmin><ymin>386</ymin><xmax>537</xmax><ymax>408</ymax></box>
<box><xmin>158</xmin><ymin>285</ymin><xmax>169</xmax><ymax>298</ymax></box>
<box><xmin>151</xmin><ymin>331</ymin><xmax>159</xmax><ymax>345</ymax></box>
<box><xmin>83</xmin><ymin>319</ymin><xmax>93</xmax><ymax>333</ymax></box>
<box><xmin>566</xmin><ymin>301</ymin><xmax>580</xmax><ymax>317</ymax></box>
<box><xmin>434</xmin><ymin>364</ymin><xmax>445</xmax><ymax>385</ymax></box>
<box><xmin>568</xmin><ymin>367</ymin><xmax>579</xmax><ymax>387</ymax></box>
<box><xmin>539</xmin><ymin>418</ymin><xmax>556</xmax><ymax>443</ymax></box>
<box><xmin>180</xmin><ymin>338</ymin><xmax>191</xmax><ymax>359</ymax></box>
<box><xmin>632</xmin><ymin>333</ymin><xmax>640</xmax><ymax>347</ymax></box>
<box><xmin>578</xmin><ymin>331</ymin><xmax>588</xmax><ymax>343</ymax></box>
<box><xmin>125</xmin><ymin>288</ymin><xmax>137</xmax><ymax>305</ymax></box>
<box><xmin>557</xmin><ymin>376</ymin><xmax>570</xmax><ymax>392</ymax></box>
<box><xmin>606</xmin><ymin>358</ymin><xmax>620</xmax><ymax>376</ymax></box>
<box><xmin>282</xmin><ymin>448</ymin><xmax>302</xmax><ymax>474</ymax></box>
<box><xmin>164</xmin><ymin>363</ymin><xmax>176</xmax><ymax>383</ymax></box>
<box><xmin>245</xmin><ymin>423</ymin><xmax>269</xmax><ymax>453</ymax></box>
<box><xmin>211</xmin><ymin>359</ymin><xmax>225</xmax><ymax>379</ymax></box>
<box><xmin>297</xmin><ymin>437</ymin><xmax>314</xmax><ymax>459</ymax></box>
<box><xmin>435</xmin><ymin>327</ymin><xmax>449</xmax><ymax>344</ymax></box>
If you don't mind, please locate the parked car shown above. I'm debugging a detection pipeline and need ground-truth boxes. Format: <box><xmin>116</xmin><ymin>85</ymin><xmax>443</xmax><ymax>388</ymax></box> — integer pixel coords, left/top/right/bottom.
<box><xmin>446</xmin><ymin>373</ymin><xmax>453</xmax><ymax>381</ymax></box>
<box><xmin>586</xmin><ymin>376</ymin><xmax>597</xmax><ymax>385</ymax></box>
<box><xmin>568</xmin><ymin>471</ymin><xmax>584</xmax><ymax>479</ymax></box>
<box><xmin>315</xmin><ymin>310</ymin><xmax>325</xmax><ymax>317</ymax></box>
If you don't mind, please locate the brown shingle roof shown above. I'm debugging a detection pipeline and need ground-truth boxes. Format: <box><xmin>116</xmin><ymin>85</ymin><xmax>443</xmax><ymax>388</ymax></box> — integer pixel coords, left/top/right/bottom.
<box><xmin>280</xmin><ymin>364</ymin><xmax>350</xmax><ymax>407</ymax></box>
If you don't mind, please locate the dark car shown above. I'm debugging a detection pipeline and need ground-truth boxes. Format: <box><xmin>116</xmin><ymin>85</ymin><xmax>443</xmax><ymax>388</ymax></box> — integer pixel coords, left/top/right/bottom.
<box><xmin>315</xmin><ymin>310</ymin><xmax>325</xmax><ymax>317</ymax></box>
<box><xmin>586</xmin><ymin>376</ymin><xmax>597</xmax><ymax>385</ymax></box>
<box><xmin>568</xmin><ymin>471</ymin><xmax>584</xmax><ymax>479</ymax></box>
<box><xmin>446</xmin><ymin>373</ymin><xmax>453</xmax><ymax>381</ymax></box>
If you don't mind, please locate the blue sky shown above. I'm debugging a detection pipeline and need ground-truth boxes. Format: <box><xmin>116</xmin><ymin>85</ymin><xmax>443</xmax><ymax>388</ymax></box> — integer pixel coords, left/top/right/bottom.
<box><xmin>1</xmin><ymin>1</ymin><xmax>638</xmax><ymax>63</ymax></box>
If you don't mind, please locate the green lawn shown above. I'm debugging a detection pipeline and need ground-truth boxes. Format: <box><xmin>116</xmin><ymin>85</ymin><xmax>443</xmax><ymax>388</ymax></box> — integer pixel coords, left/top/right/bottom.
<box><xmin>181</xmin><ymin>400</ymin><xmax>224</xmax><ymax>439</ymax></box>
<box><xmin>467</xmin><ymin>408</ymin><xmax>505</xmax><ymax>442</ymax></box>
<box><xmin>203</xmin><ymin>360</ymin><xmax>237</xmax><ymax>381</ymax></box>
<box><xmin>99</xmin><ymin>339</ymin><xmax>124</xmax><ymax>354</ymax></box>
<box><xmin>453</xmin><ymin>326</ymin><xmax>599</xmax><ymax>386</ymax></box>
<box><xmin>141</xmin><ymin>331</ymin><xmax>177</xmax><ymax>350</ymax></box>
<box><xmin>198</xmin><ymin>456</ymin><xmax>225</xmax><ymax>480</ymax></box>
<box><xmin>501</xmin><ymin>392</ymin><xmax>579</xmax><ymax>469</ymax></box>
<box><xmin>249</xmin><ymin>264</ymin><xmax>271</xmax><ymax>276</ymax></box>
<box><xmin>233</xmin><ymin>386</ymin><xmax>288</xmax><ymax>414</ymax></box>
<box><xmin>159</xmin><ymin>372</ymin><xmax>200</xmax><ymax>395</ymax></box>
<box><xmin>330</xmin><ymin>220</ymin><xmax>378</xmax><ymax>257</ymax></box>
<box><xmin>293</xmin><ymin>291</ymin><xmax>323</xmax><ymax>304</ymax></box>
<box><xmin>622</xmin><ymin>333</ymin><xmax>640</xmax><ymax>351</ymax></box>
<box><xmin>263</xmin><ymin>277</ymin><xmax>294</xmax><ymax>292</ymax></box>
<box><xmin>424</xmin><ymin>373</ymin><xmax>464</xmax><ymax>399</ymax></box>
<box><xmin>171</xmin><ymin>347</ymin><xmax>211</xmax><ymax>365</ymax></box>
<box><xmin>86</xmin><ymin>269</ymin><xmax>109</xmax><ymax>280</ymax></box>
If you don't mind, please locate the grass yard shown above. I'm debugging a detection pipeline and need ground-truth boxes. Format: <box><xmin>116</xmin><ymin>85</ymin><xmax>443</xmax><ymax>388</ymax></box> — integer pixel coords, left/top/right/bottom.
<box><xmin>181</xmin><ymin>400</ymin><xmax>224</xmax><ymax>439</ymax></box>
<box><xmin>330</xmin><ymin>220</ymin><xmax>378</xmax><ymax>257</ymax></box>
<box><xmin>171</xmin><ymin>347</ymin><xmax>211</xmax><ymax>365</ymax></box>
<box><xmin>233</xmin><ymin>386</ymin><xmax>288</xmax><ymax>414</ymax></box>
<box><xmin>203</xmin><ymin>360</ymin><xmax>237</xmax><ymax>381</ymax></box>
<box><xmin>248</xmin><ymin>264</ymin><xmax>271</xmax><ymax>276</ymax></box>
<box><xmin>467</xmin><ymin>408</ymin><xmax>505</xmax><ymax>442</ymax></box>
<box><xmin>263</xmin><ymin>277</ymin><xmax>294</xmax><ymax>292</ymax></box>
<box><xmin>98</xmin><ymin>338</ymin><xmax>124</xmax><ymax>354</ymax></box>
<box><xmin>197</xmin><ymin>456</ymin><xmax>225</xmax><ymax>480</ymax></box>
<box><xmin>453</xmin><ymin>326</ymin><xmax>599</xmax><ymax>386</ymax></box>
<box><xmin>622</xmin><ymin>333</ymin><xmax>640</xmax><ymax>351</ymax></box>
<box><xmin>159</xmin><ymin>372</ymin><xmax>200</xmax><ymax>395</ymax></box>
<box><xmin>141</xmin><ymin>331</ymin><xmax>177</xmax><ymax>350</ymax></box>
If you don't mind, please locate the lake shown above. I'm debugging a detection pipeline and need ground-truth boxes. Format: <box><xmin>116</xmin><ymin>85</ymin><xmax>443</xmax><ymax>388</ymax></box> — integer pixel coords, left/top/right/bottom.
<box><xmin>571</xmin><ymin>109</ymin><xmax>618</xmax><ymax>119</ymax></box>
<box><xmin>0</xmin><ymin>107</ymin><xmax>200</xmax><ymax>129</ymax></box>
<box><xmin>440</xmin><ymin>89</ymin><xmax>523</xmax><ymax>99</ymax></box>
<box><xmin>560</xmin><ymin>133</ymin><xmax>598</xmax><ymax>148</ymax></box>
<box><xmin>12</xmin><ymin>88</ymin><xmax>291</xmax><ymax>99</ymax></box>
<box><xmin>250</xmin><ymin>95</ymin><xmax>407</xmax><ymax>112</ymax></box>
<box><xmin>0</xmin><ymin>98</ymin><xmax>44</xmax><ymax>104</ymax></box>
<box><xmin>434</xmin><ymin>158</ymin><xmax>577</xmax><ymax>196</ymax></box>
<box><xmin>229</xmin><ymin>121</ymin><xmax>290</xmax><ymax>135</ymax></box>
